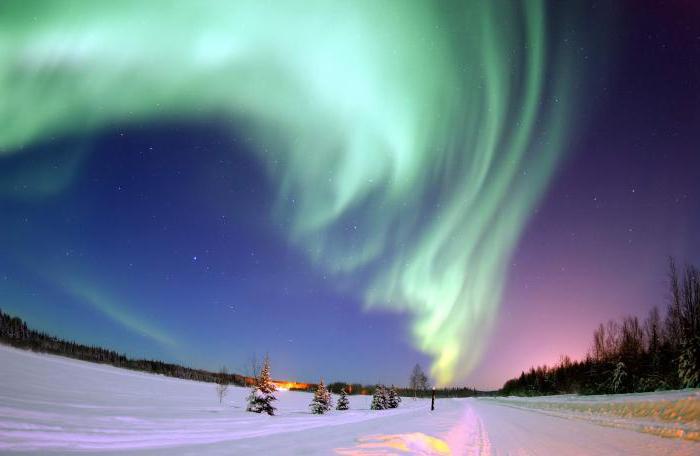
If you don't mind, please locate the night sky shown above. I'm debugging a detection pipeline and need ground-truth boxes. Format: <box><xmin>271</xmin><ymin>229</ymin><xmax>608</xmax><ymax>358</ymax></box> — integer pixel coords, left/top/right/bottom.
<box><xmin>1</xmin><ymin>1</ymin><xmax>699</xmax><ymax>389</ymax></box>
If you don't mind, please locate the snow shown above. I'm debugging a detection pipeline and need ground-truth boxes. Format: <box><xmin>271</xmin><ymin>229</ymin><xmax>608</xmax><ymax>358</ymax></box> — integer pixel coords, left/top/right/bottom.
<box><xmin>1</xmin><ymin>345</ymin><xmax>699</xmax><ymax>455</ymax></box>
<box><xmin>486</xmin><ymin>390</ymin><xmax>700</xmax><ymax>441</ymax></box>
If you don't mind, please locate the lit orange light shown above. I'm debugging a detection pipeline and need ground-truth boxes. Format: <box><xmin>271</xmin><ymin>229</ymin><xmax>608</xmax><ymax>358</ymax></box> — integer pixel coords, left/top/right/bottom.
<box><xmin>272</xmin><ymin>381</ymin><xmax>310</xmax><ymax>391</ymax></box>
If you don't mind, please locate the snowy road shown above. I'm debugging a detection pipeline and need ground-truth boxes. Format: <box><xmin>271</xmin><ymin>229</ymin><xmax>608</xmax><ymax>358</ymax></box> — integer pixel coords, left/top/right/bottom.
<box><xmin>1</xmin><ymin>345</ymin><xmax>698</xmax><ymax>455</ymax></box>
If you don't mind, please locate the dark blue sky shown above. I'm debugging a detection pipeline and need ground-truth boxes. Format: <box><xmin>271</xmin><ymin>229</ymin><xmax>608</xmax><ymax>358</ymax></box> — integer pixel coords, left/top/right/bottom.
<box><xmin>1</xmin><ymin>1</ymin><xmax>699</xmax><ymax>389</ymax></box>
<box><xmin>1</xmin><ymin>122</ymin><xmax>430</xmax><ymax>384</ymax></box>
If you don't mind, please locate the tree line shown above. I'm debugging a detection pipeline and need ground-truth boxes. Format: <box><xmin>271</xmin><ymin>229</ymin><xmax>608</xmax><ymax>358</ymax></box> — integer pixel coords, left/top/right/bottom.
<box><xmin>1</xmin><ymin>309</ymin><xmax>486</xmax><ymax>398</ymax></box>
<box><xmin>0</xmin><ymin>309</ymin><xmax>249</xmax><ymax>386</ymax></box>
<box><xmin>295</xmin><ymin>382</ymin><xmax>481</xmax><ymax>399</ymax></box>
<box><xmin>501</xmin><ymin>259</ymin><xmax>700</xmax><ymax>396</ymax></box>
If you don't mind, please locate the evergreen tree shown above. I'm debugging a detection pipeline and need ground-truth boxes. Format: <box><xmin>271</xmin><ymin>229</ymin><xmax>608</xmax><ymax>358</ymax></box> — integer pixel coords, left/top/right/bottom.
<box><xmin>679</xmin><ymin>333</ymin><xmax>700</xmax><ymax>388</ymax></box>
<box><xmin>611</xmin><ymin>361</ymin><xmax>627</xmax><ymax>393</ymax></box>
<box><xmin>387</xmin><ymin>385</ymin><xmax>401</xmax><ymax>408</ymax></box>
<box><xmin>310</xmin><ymin>379</ymin><xmax>332</xmax><ymax>414</ymax></box>
<box><xmin>371</xmin><ymin>385</ymin><xmax>387</xmax><ymax>410</ymax></box>
<box><xmin>336</xmin><ymin>388</ymin><xmax>350</xmax><ymax>410</ymax></box>
<box><xmin>327</xmin><ymin>387</ymin><xmax>334</xmax><ymax>410</ymax></box>
<box><xmin>676</xmin><ymin>262</ymin><xmax>700</xmax><ymax>388</ymax></box>
<box><xmin>246</xmin><ymin>355</ymin><xmax>277</xmax><ymax>415</ymax></box>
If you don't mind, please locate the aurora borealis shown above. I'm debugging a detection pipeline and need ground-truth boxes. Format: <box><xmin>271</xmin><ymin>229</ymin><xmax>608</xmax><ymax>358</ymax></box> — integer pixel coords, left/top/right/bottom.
<box><xmin>1</xmin><ymin>1</ymin><xmax>699</xmax><ymax>388</ymax></box>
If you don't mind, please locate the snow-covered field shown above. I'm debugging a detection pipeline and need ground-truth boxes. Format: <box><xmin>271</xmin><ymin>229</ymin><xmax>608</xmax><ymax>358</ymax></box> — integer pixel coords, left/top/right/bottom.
<box><xmin>1</xmin><ymin>345</ymin><xmax>699</xmax><ymax>455</ymax></box>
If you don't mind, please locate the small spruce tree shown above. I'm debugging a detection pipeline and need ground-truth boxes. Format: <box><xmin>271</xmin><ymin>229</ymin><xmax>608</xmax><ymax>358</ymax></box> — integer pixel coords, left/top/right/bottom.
<box><xmin>246</xmin><ymin>355</ymin><xmax>277</xmax><ymax>415</ymax></box>
<box><xmin>310</xmin><ymin>379</ymin><xmax>332</xmax><ymax>414</ymax></box>
<box><xmin>371</xmin><ymin>385</ymin><xmax>387</xmax><ymax>410</ymax></box>
<box><xmin>327</xmin><ymin>388</ymin><xmax>334</xmax><ymax>410</ymax></box>
<box><xmin>336</xmin><ymin>388</ymin><xmax>350</xmax><ymax>410</ymax></box>
<box><xmin>387</xmin><ymin>385</ymin><xmax>401</xmax><ymax>409</ymax></box>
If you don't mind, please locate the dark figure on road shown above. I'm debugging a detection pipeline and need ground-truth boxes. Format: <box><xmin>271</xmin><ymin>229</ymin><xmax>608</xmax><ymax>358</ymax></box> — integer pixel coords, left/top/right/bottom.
<box><xmin>431</xmin><ymin>387</ymin><xmax>435</xmax><ymax>411</ymax></box>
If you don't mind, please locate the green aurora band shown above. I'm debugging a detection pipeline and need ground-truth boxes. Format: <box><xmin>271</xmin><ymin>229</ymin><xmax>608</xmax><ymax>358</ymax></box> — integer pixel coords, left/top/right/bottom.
<box><xmin>0</xmin><ymin>0</ymin><xmax>579</xmax><ymax>384</ymax></box>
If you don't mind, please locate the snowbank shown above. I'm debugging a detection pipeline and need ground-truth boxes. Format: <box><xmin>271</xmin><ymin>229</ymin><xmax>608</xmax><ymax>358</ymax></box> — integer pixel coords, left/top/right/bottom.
<box><xmin>487</xmin><ymin>390</ymin><xmax>700</xmax><ymax>441</ymax></box>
